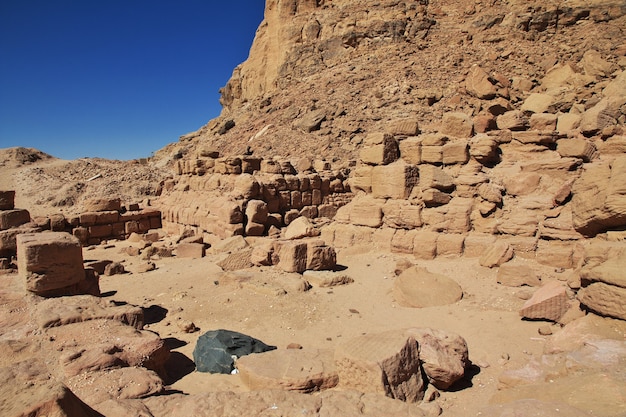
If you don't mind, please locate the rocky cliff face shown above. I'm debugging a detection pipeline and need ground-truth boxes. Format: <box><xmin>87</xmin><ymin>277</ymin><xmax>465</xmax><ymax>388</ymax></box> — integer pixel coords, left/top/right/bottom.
<box><xmin>169</xmin><ymin>0</ymin><xmax>625</xmax><ymax>161</ymax></box>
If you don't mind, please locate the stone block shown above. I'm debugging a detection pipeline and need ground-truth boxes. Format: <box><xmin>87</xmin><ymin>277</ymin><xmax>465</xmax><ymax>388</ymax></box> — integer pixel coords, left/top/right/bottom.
<box><xmin>529</xmin><ymin>113</ymin><xmax>557</xmax><ymax>131</ymax></box>
<box><xmin>422</xmin><ymin>189</ymin><xmax>452</xmax><ymax>207</ymax></box>
<box><xmin>465</xmin><ymin>64</ymin><xmax>496</xmax><ymax>99</ymax></box>
<box><xmin>347</xmin><ymin>195</ymin><xmax>384</xmax><ymax>228</ymax></box>
<box><xmin>89</xmin><ymin>224</ymin><xmax>112</xmax><ymax>238</ymax></box>
<box><xmin>349</xmin><ymin>165</ymin><xmax>373</xmax><ymax>193</ymax></box>
<box><xmin>388</xmin><ymin>119</ymin><xmax>420</xmax><ymax>136</ymax></box>
<box><xmin>536</xmin><ymin>241</ymin><xmax>574</xmax><ymax>269</ymax></box>
<box><xmin>83</xmin><ymin>197</ymin><xmax>121</xmax><ymax>212</ymax></box>
<box><xmin>0</xmin><ymin>209</ymin><xmax>30</xmax><ymax>230</ymax></box>
<box><xmin>371</xmin><ymin>161</ymin><xmax>419</xmax><ymax>199</ymax></box>
<box><xmin>359</xmin><ymin>136</ymin><xmax>399</xmax><ymax>166</ymax></box>
<box><xmin>463</xmin><ymin>233</ymin><xmax>497</xmax><ymax>257</ymax></box>
<box><xmin>496</xmin><ymin>110</ymin><xmax>529</xmax><ymax>131</ymax></box>
<box><xmin>479</xmin><ymin>241</ymin><xmax>513</xmax><ymax>268</ymax></box>
<box><xmin>556</xmin><ymin>113</ymin><xmax>581</xmax><ymax>132</ymax></box>
<box><xmin>556</xmin><ymin>138</ymin><xmax>597</xmax><ymax>162</ymax></box>
<box><xmin>17</xmin><ymin>232</ymin><xmax>84</xmax><ymax>295</ymax></box>
<box><xmin>442</xmin><ymin>140</ymin><xmax>469</xmax><ymax>164</ymax></box>
<box><xmin>382</xmin><ymin>200</ymin><xmax>422</xmax><ymax>229</ymax></box>
<box><xmin>520</xmin><ymin>93</ymin><xmax>553</xmax><ymax>114</ymax></box>
<box><xmin>419</xmin><ymin>165</ymin><xmax>454</xmax><ymax>191</ymax></box>
<box><xmin>390</xmin><ymin>229</ymin><xmax>417</xmax><ymax>254</ymax></box>
<box><xmin>398</xmin><ymin>137</ymin><xmax>421</xmax><ymax>164</ymax></box>
<box><xmin>245</xmin><ymin>222</ymin><xmax>265</xmax><ymax>236</ymax></box>
<box><xmin>246</xmin><ymin>200</ymin><xmax>268</xmax><ymax>224</ymax></box>
<box><xmin>441</xmin><ymin>112</ymin><xmax>474</xmax><ymax>138</ymax></box>
<box><xmin>420</xmin><ymin>146</ymin><xmax>443</xmax><ymax>164</ymax></box>
<box><xmin>0</xmin><ymin>226</ymin><xmax>40</xmax><ymax>257</ymax></box>
<box><xmin>0</xmin><ymin>190</ymin><xmax>15</xmax><ymax>210</ymax></box>
<box><xmin>578</xmin><ymin>282</ymin><xmax>626</xmax><ymax>321</ymax></box>
<box><xmin>176</xmin><ymin>242</ymin><xmax>205</xmax><ymax>258</ymax></box>
<box><xmin>306</xmin><ymin>240</ymin><xmax>336</xmax><ymax>271</ymax></box>
<box><xmin>497</xmin><ymin>264</ymin><xmax>541</xmax><ymax>287</ymax></box>
<box><xmin>393</xmin><ymin>266</ymin><xmax>463</xmax><ymax>308</ymax></box>
<box><xmin>520</xmin><ymin>281</ymin><xmax>569</xmax><ymax>322</ymax></box>
<box><xmin>436</xmin><ymin>233</ymin><xmax>465</xmax><ymax>256</ymax></box>
<box><xmin>277</xmin><ymin>241</ymin><xmax>308</xmax><ymax>273</ymax></box>
<box><xmin>335</xmin><ymin>331</ymin><xmax>425</xmax><ymax>402</ymax></box>
<box><xmin>94</xmin><ymin>210</ymin><xmax>119</xmax><ymax>225</ymax></box>
<box><xmin>412</xmin><ymin>230</ymin><xmax>438</xmax><ymax>260</ymax></box>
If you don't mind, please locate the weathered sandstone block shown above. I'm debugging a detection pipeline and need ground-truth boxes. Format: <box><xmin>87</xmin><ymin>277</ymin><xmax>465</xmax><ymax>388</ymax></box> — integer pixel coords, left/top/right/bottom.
<box><xmin>393</xmin><ymin>266</ymin><xmax>463</xmax><ymax>308</ymax></box>
<box><xmin>0</xmin><ymin>190</ymin><xmax>15</xmax><ymax>210</ymax></box>
<box><xmin>335</xmin><ymin>331</ymin><xmax>425</xmax><ymax>402</ymax></box>
<box><xmin>177</xmin><ymin>242</ymin><xmax>205</xmax><ymax>258</ymax></box>
<box><xmin>277</xmin><ymin>241</ymin><xmax>308</xmax><ymax>273</ymax></box>
<box><xmin>83</xmin><ymin>197</ymin><xmax>121</xmax><ymax>212</ymax></box>
<box><xmin>306</xmin><ymin>240</ymin><xmax>336</xmax><ymax>271</ymax></box>
<box><xmin>0</xmin><ymin>209</ymin><xmax>30</xmax><ymax>230</ymax></box>
<box><xmin>238</xmin><ymin>348</ymin><xmax>338</xmax><ymax>393</ymax></box>
<box><xmin>359</xmin><ymin>135</ymin><xmax>399</xmax><ymax>165</ymax></box>
<box><xmin>479</xmin><ymin>241</ymin><xmax>513</xmax><ymax>268</ymax></box>
<box><xmin>520</xmin><ymin>281</ymin><xmax>570</xmax><ymax>322</ymax></box>
<box><xmin>578</xmin><ymin>283</ymin><xmax>626</xmax><ymax>321</ymax></box>
<box><xmin>17</xmin><ymin>232</ymin><xmax>84</xmax><ymax>295</ymax></box>
<box><xmin>371</xmin><ymin>161</ymin><xmax>419</xmax><ymax>199</ymax></box>
<box><xmin>398</xmin><ymin>137</ymin><xmax>421</xmax><ymax>164</ymax></box>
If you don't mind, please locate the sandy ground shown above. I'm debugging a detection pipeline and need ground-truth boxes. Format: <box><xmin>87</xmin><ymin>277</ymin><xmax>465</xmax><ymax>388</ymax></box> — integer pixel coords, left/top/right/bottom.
<box><xmin>89</xmin><ymin>239</ymin><xmax>553</xmax><ymax>416</ymax></box>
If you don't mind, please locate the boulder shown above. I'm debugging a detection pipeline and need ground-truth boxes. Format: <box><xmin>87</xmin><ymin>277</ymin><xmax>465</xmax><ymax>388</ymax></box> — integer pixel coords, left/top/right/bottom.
<box><xmin>17</xmin><ymin>232</ymin><xmax>85</xmax><ymax>295</ymax></box>
<box><xmin>245</xmin><ymin>200</ymin><xmax>268</xmax><ymax>224</ymax></box>
<box><xmin>392</xmin><ymin>266</ymin><xmax>463</xmax><ymax>308</ymax></box>
<box><xmin>556</xmin><ymin>138</ymin><xmax>597</xmax><ymax>162</ymax></box>
<box><xmin>216</xmin><ymin>249</ymin><xmax>253</xmax><ymax>271</ymax></box>
<box><xmin>405</xmin><ymin>328</ymin><xmax>468</xmax><ymax>390</ymax></box>
<box><xmin>0</xmin><ymin>225</ymin><xmax>41</xmax><ymax>257</ymax></box>
<box><xmin>193</xmin><ymin>329</ymin><xmax>276</xmax><ymax>374</ymax></box>
<box><xmin>388</xmin><ymin>119</ymin><xmax>420</xmax><ymax>136</ymax></box>
<box><xmin>284</xmin><ymin>216</ymin><xmax>318</xmax><ymax>239</ymax></box>
<box><xmin>465</xmin><ymin>64</ymin><xmax>497</xmax><ymax>99</ymax></box>
<box><xmin>496</xmin><ymin>110</ymin><xmax>529</xmax><ymax>131</ymax></box>
<box><xmin>578</xmin><ymin>283</ymin><xmax>626</xmax><ymax>321</ymax></box>
<box><xmin>334</xmin><ymin>330</ymin><xmax>425</xmax><ymax>402</ymax></box>
<box><xmin>520</xmin><ymin>93</ymin><xmax>553</xmax><ymax>114</ymax></box>
<box><xmin>399</xmin><ymin>137</ymin><xmax>422</xmax><ymax>164</ymax></box>
<box><xmin>519</xmin><ymin>281</ymin><xmax>570</xmax><ymax>322</ymax></box>
<box><xmin>237</xmin><ymin>348</ymin><xmax>338</xmax><ymax>393</ymax></box>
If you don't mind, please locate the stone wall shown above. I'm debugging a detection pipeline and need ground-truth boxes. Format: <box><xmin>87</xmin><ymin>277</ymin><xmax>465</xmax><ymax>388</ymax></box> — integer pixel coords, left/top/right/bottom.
<box><xmin>158</xmin><ymin>155</ymin><xmax>353</xmax><ymax>241</ymax></box>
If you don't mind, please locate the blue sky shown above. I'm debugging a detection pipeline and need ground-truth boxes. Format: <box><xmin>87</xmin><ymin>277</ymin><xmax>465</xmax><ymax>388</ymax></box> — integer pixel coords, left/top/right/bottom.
<box><xmin>0</xmin><ymin>1</ymin><xmax>265</xmax><ymax>160</ymax></box>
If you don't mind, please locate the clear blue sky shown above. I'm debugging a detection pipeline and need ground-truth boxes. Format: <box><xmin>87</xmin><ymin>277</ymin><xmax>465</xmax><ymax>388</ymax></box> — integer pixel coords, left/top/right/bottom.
<box><xmin>0</xmin><ymin>1</ymin><xmax>265</xmax><ymax>160</ymax></box>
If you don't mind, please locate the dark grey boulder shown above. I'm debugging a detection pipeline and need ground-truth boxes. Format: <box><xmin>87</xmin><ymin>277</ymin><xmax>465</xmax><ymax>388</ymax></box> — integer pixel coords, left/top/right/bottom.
<box><xmin>193</xmin><ymin>329</ymin><xmax>276</xmax><ymax>374</ymax></box>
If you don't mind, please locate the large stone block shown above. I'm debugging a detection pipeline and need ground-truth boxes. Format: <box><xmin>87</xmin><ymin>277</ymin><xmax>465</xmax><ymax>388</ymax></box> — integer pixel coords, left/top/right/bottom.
<box><xmin>578</xmin><ymin>282</ymin><xmax>626</xmax><ymax>321</ymax></box>
<box><xmin>398</xmin><ymin>137</ymin><xmax>421</xmax><ymax>164</ymax></box>
<box><xmin>441</xmin><ymin>112</ymin><xmax>474</xmax><ymax>138</ymax></box>
<box><xmin>306</xmin><ymin>240</ymin><xmax>336</xmax><ymax>271</ymax></box>
<box><xmin>520</xmin><ymin>281</ymin><xmax>570</xmax><ymax>322</ymax></box>
<box><xmin>382</xmin><ymin>200</ymin><xmax>422</xmax><ymax>229</ymax></box>
<box><xmin>0</xmin><ymin>190</ymin><xmax>15</xmax><ymax>210</ymax></box>
<box><xmin>371</xmin><ymin>161</ymin><xmax>419</xmax><ymax>199</ymax></box>
<box><xmin>277</xmin><ymin>241</ymin><xmax>308</xmax><ymax>273</ymax></box>
<box><xmin>359</xmin><ymin>135</ymin><xmax>399</xmax><ymax>165</ymax></box>
<box><xmin>17</xmin><ymin>232</ymin><xmax>84</xmax><ymax>295</ymax></box>
<box><xmin>176</xmin><ymin>242</ymin><xmax>205</xmax><ymax>258</ymax></box>
<box><xmin>83</xmin><ymin>197</ymin><xmax>121</xmax><ymax>212</ymax></box>
<box><xmin>0</xmin><ymin>209</ymin><xmax>30</xmax><ymax>230</ymax></box>
<box><xmin>334</xmin><ymin>331</ymin><xmax>425</xmax><ymax>402</ymax></box>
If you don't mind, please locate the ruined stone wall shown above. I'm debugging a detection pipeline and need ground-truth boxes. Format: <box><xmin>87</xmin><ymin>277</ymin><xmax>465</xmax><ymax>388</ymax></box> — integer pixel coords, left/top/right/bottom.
<box><xmin>158</xmin><ymin>154</ymin><xmax>353</xmax><ymax>241</ymax></box>
<box><xmin>322</xmin><ymin>68</ymin><xmax>626</xmax><ymax>270</ymax></box>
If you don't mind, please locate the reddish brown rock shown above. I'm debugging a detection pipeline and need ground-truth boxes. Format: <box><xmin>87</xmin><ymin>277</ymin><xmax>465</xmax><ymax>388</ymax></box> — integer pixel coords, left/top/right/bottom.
<box><xmin>520</xmin><ymin>281</ymin><xmax>570</xmax><ymax>322</ymax></box>
<box><xmin>0</xmin><ymin>190</ymin><xmax>15</xmax><ymax>210</ymax></box>
<box><xmin>0</xmin><ymin>209</ymin><xmax>31</xmax><ymax>231</ymax></box>
<box><xmin>479</xmin><ymin>241</ymin><xmax>513</xmax><ymax>268</ymax></box>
